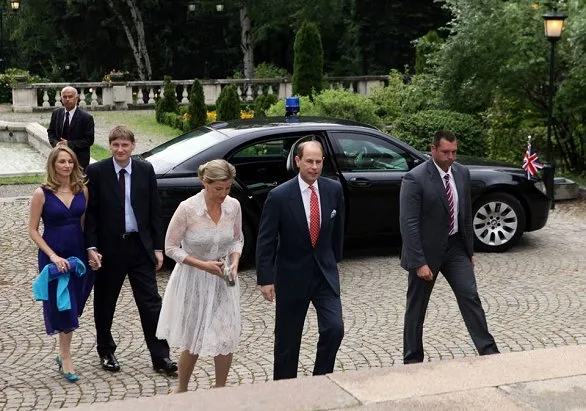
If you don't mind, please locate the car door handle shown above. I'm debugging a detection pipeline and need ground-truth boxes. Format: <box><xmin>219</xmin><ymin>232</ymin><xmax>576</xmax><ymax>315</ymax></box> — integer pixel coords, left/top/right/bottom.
<box><xmin>348</xmin><ymin>177</ymin><xmax>372</xmax><ymax>187</ymax></box>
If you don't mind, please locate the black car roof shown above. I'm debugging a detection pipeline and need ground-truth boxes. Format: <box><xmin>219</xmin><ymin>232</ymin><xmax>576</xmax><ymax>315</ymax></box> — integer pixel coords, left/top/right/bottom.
<box><xmin>207</xmin><ymin>116</ymin><xmax>380</xmax><ymax>138</ymax></box>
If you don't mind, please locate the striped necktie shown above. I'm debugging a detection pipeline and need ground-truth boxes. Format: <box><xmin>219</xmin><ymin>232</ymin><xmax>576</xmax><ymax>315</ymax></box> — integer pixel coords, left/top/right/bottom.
<box><xmin>444</xmin><ymin>174</ymin><xmax>455</xmax><ymax>235</ymax></box>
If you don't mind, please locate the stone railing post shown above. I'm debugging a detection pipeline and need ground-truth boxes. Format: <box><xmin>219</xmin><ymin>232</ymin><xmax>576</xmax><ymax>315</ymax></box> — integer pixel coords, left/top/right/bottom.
<box><xmin>12</xmin><ymin>82</ymin><xmax>37</xmax><ymax>113</ymax></box>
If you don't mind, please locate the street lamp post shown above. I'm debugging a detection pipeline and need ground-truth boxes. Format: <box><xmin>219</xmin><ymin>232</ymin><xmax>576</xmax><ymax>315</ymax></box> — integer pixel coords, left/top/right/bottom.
<box><xmin>0</xmin><ymin>0</ymin><xmax>20</xmax><ymax>73</ymax></box>
<box><xmin>542</xmin><ymin>9</ymin><xmax>567</xmax><ymax>209</ymax></box>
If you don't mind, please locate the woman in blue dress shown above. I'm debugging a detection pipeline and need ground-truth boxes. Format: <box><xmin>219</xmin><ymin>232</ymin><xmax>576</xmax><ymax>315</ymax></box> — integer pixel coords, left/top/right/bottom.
<box><xmin>28</xmin><ymin>146</ymin><xmax>93</xmax><ymax>382</ymax></box>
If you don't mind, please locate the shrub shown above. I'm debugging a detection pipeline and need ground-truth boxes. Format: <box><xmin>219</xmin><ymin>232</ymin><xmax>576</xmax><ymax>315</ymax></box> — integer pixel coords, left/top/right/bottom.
<box><xmin>292</xmin><ymin>21</ymin><xmax>324</xmax><ymax>97</ymax></box>
<box><xmin>370</xmin><ymin>71</ymin><xmax>443</xmax><ymax>126</ymax></box>
<box><xmin>265</xmin><ymin>96</ymin><xmax>318</xmax><ymax>117</ymax></box>
<box><xmin>254</xmin><ymin>93</ymin><xmax>278</xmax><ymax>117</ymax></box>
<box><xmin>253</xmin><ymin>62</ymin><xmax>289</xmax><ymax>79</ymax></box>
<box><xmin>155</xmin><ymin>75</ymin><xmax>178</xmax><ymax>123</ymax></box>
<box><xmin>216</xmin><ymin>85</ymin><xmax>240</xmax><ymax>121</ymax></box>
<box><xmin>0</xmin><ymin>68</ymin><xmax>43</xmax><ymax>104</ymax></box>
<box><xmin>264</xmin><ymin>89</ymin><xmax>383</xmax><ymax>128</ymax></box>
<box><xmin>187</xmin><ymin>79</ymin><xmax>207</xmax><ymax>129</ymax></box>
<box><xmin>392</xmin><ymin>109</ymin><xmax>486</xmax><ymax>156</ymax></box>
<box><xmin>314</xmin><ymin>89</ymin><xmax>383</xmax><ymax>128</ymax></box>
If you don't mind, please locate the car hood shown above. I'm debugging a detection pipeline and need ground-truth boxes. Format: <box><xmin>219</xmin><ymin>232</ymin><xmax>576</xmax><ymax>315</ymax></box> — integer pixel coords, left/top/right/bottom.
<box><xmin>457</xmin><ymin>155</ymin><xmax>532</xmax><ymax>176</ymax></box>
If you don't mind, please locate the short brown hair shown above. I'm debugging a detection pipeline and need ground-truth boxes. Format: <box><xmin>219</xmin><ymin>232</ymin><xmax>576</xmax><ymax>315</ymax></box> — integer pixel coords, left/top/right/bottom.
<box><xmin>432</xmin><ymin>130</ymin><xmax>456</xmax><ymax>147</ymax></box>
<box><xmin>109</xmin><ymin>125</ymin><xmax>135</xmax><ymax>143</ymax></box>
<box><xmin>296</xmin><ymin>140</ymin><xmax>324</xmax><ymax>158</ymax></box>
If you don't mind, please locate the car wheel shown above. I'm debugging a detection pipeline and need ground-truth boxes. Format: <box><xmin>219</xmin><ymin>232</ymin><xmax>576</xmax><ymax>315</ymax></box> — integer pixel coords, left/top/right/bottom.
<box><xmin>472</xmin><ymin>192</ymin><xmax>526</xmax><ymax>252</ymax></box>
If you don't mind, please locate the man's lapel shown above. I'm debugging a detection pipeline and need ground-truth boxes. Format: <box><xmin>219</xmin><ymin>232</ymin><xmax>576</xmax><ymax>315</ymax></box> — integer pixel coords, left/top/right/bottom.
<box><xmin>106</xmin><ymin>159</ymin><xmax>124</xmax><ymax>205</ymax></box>
<box><xmin>59</xmin><ymin>108</ymin><xmax>66</xmax><ymax>136</ymax></box>
<box><xmin>130</xmin><ymin>163</ymin><xmax>139</xmax><ymax>209</ymax></box>
<box><xmin>427</xmin><ymin>160</ymin><xmax>450</xmax><ymax>213</ymax></box>
<box><xmin>452</xmin><ymin>165</ymin><xmax>466</xmax><ymax>219</ymax></box>
<box><xmin>288</xmin><ymin>179</ymin><xmax>312</xmax><ymax>244</ymax></box>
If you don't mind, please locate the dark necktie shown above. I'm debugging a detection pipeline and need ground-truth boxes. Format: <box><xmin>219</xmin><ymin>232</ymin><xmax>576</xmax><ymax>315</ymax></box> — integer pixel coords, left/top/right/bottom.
<box><xmin>63</xmin><ymin>111</ymin><xmax>70</xmax><ymax>137</ymax></box>
<box><xmin>119</xmin><ymin>169</ymin><xmax>126</xmax><ymax>234</ymax></box>
<box><xmin>309</xmin><ymin>185</ymin><xmax>320</xmax><ymax>247</ymax></box>
<box><xmin>444</xmin><ymin>174</ymin><xmax>455</xmax><ymax>235</ymax></box>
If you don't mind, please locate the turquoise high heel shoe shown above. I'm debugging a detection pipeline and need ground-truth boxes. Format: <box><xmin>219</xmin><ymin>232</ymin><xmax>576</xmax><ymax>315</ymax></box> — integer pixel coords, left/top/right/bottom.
<box><xmin>56</xmin><ymin>356</ymin><xmax>79</xmax><ymax>382</ymax></box>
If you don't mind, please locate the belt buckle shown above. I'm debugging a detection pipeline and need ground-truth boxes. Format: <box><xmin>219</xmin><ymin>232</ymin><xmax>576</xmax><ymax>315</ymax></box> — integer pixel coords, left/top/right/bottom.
<box><xmin>121</xmin><ymin>232</ymin><xmax>131</xmax><ymax>239</ymax></box>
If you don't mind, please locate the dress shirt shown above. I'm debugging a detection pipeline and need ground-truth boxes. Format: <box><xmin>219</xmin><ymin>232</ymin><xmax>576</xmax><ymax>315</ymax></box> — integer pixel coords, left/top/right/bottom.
<box><xmin>298</xmin><ymin>174</ymin><xmax>321</xmax><ymax>230</ymax></box>
<box><xmin>433</xmin><ymin>160</ymin><xmax>459</xmax><ymax>234</ymax></box>
<box><xmin>113</xmin><ymin>158</ymin><xmax>139</xmax><ymax>233</ymax></box>
<box><xmin>65</xmin><ymin>106</ymin><xmax>77</xmax><ymax>126</ymax></box>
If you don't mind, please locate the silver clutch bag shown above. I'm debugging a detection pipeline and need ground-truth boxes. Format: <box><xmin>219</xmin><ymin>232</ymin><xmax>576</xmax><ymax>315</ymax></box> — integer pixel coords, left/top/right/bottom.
<box><xmin>223</xmin><ymin>257</ymin><xmax>236</xmax><ymax>286</ymax></box>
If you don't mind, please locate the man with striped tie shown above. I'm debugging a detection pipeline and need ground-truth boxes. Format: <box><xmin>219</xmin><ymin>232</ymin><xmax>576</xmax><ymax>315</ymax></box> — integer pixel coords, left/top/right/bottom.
<box><xmin>399</xmin><ymin>130</ymin><xmax>499</xmax><ymax>364</ymax></box>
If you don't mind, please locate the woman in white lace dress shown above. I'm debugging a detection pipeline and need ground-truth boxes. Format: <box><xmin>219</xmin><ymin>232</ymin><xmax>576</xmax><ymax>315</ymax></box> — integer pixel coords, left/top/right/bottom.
<box><xmin>156</xmin><ymin>159</ymin><xmax>243</xmax><ymax>392</ymax></box>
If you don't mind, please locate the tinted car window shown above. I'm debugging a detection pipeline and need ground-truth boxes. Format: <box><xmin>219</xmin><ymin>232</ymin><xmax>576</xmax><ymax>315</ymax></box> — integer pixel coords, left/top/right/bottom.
<box><xmin>229</xmin><ymin>138</ymin><xmax>297</xmax><ymax>188</ymax></box>
<box><xmin>335</xmin><ymin>133</ymin><xmax>410</xmax><ymax>172</ymax></box>
<box><xmin>142</xmin><ymin>128</ymin><xmax>227</xmax><ymax>175</ymax></box>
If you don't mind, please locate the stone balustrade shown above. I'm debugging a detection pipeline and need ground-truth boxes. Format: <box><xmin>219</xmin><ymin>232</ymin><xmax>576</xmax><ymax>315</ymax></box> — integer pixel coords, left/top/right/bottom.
<box><xmin>10</xmin><ymin>76</ymin><xmax>387</xmax><ymax>112</ymax></box>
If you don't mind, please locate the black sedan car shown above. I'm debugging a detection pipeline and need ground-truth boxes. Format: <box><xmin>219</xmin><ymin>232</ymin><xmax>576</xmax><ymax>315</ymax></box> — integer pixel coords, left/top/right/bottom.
<box><xmin>141</xmin><ymin>117</ymin><xmax>551</xmax><ymax>263</ymax></box>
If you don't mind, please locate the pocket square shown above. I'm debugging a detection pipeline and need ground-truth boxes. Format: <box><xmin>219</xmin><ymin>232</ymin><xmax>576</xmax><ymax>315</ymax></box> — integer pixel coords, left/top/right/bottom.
<box><xmin>330</xmin><ymin>209</ymin><xmax>337</xmax><ymax>219</ymax></box>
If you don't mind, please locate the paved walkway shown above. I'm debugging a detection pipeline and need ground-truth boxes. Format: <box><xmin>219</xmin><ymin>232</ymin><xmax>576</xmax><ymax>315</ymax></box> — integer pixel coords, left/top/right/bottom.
<box><xmin>0</xmin><ymin>191</ymin><xmax>585</xmax><ymax>409</ymax></box>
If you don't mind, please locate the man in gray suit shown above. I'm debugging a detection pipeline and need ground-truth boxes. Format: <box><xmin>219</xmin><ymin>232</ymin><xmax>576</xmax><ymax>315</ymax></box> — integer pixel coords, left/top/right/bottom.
<box><xmin>399</xmin><ymin>130</ymin><xmax>499</xmax><ymax>364</ymax></box>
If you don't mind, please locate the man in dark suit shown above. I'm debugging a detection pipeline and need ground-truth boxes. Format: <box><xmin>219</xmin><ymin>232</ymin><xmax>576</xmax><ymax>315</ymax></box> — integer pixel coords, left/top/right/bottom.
<box><xmin>399</xmin><ymin>130</ymin><xmax>500</xmax><ymax>364</ymax></box>
<box><xmin>47</xmin><ymin>86</ymin><xmax>94</xmax><ymax>169</ymax></box>
<box><xmin>85</xmin><ymin>125</ymin><xmax>177</xmax><ymax>375</ymax></box>
<box><xmin>256</xmin><ymin>140</ymin><xmax>345</xmax><ymax>380</ymax></box>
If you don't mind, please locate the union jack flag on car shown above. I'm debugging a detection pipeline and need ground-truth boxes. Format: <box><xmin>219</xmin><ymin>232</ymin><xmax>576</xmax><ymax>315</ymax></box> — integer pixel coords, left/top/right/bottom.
<box><xmin>522</xmin><ymin>137</ymin><xmax>543</xmax><ymax>179</ymax></box>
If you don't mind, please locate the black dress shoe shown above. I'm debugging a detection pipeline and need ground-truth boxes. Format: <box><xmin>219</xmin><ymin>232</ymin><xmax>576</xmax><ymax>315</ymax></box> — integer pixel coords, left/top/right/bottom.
<box><xmin>152</xmin><ymin>357</ymin><xmax>177</xmax><ymax>375</ymax></box>
<box><xmin>100</xmin><ymin>353</ymin><xmax>120</xmax><ymax>372</ymax></box>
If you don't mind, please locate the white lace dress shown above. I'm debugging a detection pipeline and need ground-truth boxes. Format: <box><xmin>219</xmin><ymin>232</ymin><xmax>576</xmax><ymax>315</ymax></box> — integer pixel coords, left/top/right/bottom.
<box><xmin>156</xmin><ymin>191</ymin><xmax>244</xmax><ymax>356</ymax></box>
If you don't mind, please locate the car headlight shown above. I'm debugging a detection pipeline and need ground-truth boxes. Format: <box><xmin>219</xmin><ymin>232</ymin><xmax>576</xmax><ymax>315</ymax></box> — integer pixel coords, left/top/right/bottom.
<box><xmin>534</xmin><ymin>181</ymin><xmax>547</xmax><ymax>195</ymax></box>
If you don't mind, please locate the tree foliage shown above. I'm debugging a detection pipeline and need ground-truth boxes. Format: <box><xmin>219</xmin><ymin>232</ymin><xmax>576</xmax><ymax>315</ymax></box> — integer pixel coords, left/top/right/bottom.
<box><xmin>432</xmin><ymin>0</ymin><xmax>586</xmax><ymax>172</ymax></box>
<box><xmin>216</xmin><ymin>85</ymin><xmax>241</xmax><ymax>121</ymax></box>
<box><xmin>155</xmin><ymin>75</ymin><xmax>178</xmax><ymax>122</ymax></box>
<box><xmin>292</xmin><ymin>21</ymin><xmax>324</xmax><ymax>97</ymax></box>
<box><xmin>188</xmin><ymin>79</ymin><xmax>207</xmax><ymax>129</ymax></box>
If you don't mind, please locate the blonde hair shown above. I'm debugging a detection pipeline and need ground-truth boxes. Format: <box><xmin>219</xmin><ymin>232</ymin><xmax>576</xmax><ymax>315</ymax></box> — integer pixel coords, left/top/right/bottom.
<box><xmin>43</xmin><ymin>146</ymin><xmax>86</xmax><ymax>194</ymax></box>
<box><xmin>198</xmin><ymin>159</ymin><xmax>236</xmax><ymax>183</ymax></box>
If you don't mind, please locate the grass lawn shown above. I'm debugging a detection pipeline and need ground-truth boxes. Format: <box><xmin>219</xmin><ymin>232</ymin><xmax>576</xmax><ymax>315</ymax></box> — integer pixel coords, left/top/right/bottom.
<box><xmin>92</xmin><ymin>111</ymin><xmax>178</xmax><ymax>141</ymax></box>
<box><xmin>90</xmin><ymin>144</ymin><xmax>112</xmax><ymax>160</ymax></box>
<box><xmin>0</xmin><ymin>175</ymin><xmax>44</xmax><ymax>185</ymax></box>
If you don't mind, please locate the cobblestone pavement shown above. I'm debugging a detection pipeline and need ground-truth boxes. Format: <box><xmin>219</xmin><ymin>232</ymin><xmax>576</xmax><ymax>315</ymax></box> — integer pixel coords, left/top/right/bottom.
<box><xmin>1</xmin><ymin>192</ymin><xmax>585</xmax><ymax>410</ymax></box>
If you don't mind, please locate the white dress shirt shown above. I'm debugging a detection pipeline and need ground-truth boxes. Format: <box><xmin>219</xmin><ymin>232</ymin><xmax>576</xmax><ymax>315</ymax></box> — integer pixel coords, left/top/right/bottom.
<box><xmin>65</xmin><ymin>106</ymin><xmax>77</xmax><ymax>125</ymax></box>
<box><xmin>433</xmin><ymin>161</ymin><xmax>459</xmax><ymax>235</ymax></box>
<box><xmin>298</xmin><ymin>174</ymin><xmax>321</xmax><ymax>230</ymax></box>
<box><xmin>113</xmin><ymin>158</ymin><xmax>139</xmax><ymax>233</ymax></box>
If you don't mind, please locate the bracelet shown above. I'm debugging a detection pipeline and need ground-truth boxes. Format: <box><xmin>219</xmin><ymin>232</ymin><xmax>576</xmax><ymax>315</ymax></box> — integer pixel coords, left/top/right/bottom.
<box><xmin>49</xmin><ymin>253</ymin><xmax>56</xmax><ymax>260</ymax></box>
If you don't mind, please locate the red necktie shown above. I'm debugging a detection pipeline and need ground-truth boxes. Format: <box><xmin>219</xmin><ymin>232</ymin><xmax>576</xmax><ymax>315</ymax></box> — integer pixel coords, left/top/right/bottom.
<box><xmin>309</xmin><ymin>185</ymin><xmax>320</xmax><ymax>247</ymax></box>
<box><xmin>444</xmin><ymin>174</ymin><xmax>455</xmax><ymax>235</ymax></box>
<box><xmin>119</xmin><ymin>169</ymin><xmax>126</xmax><ymax>234</ymax></box>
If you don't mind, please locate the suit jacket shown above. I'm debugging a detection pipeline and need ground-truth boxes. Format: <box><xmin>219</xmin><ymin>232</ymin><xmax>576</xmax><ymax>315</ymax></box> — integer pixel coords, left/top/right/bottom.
<box><xmin>84</xmin><ymin>158</ymin><xmax>163</xmax><ymax>264</ymax></box>
<box><xmin>256</xmin><ymin>176</ymin><xmax>345</xmax><ymax>299</ymax></box>
<box><xmin>47</xmin><ymin>107</ymin><xmax>95</xmax><ymax>168</ymax></box>
<box><xmin>399</xmin><ymin>159</ymin><xmax>474</xmax><ymax>273</ymax></box>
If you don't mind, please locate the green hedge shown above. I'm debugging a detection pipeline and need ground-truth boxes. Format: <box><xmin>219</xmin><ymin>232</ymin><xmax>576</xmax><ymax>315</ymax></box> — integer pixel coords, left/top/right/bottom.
<box><xmin>0</xmin><ymin>68</ymin><xmax>44</xmax><ymax>104</ymax></box>
<box><xmin>265</xmin><ymin>89</ymin><xmax>383</xmax><ymax>127</ymax></box>
<box><xmin>392</xmin><ymin>109</ymin><xmax>486</xmax><ymax>156</ymax></box>
<box><xmin>158</xmin><ymin>111</ymin><xmax>191</xmax><ymax>132</ymax></box>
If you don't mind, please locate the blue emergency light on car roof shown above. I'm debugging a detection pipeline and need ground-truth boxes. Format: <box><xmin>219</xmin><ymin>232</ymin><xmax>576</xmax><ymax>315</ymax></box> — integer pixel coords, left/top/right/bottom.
<box><xmin>285</xmin><ymin>97</ymin><xmax>300</xmax><ymax>117</ymax></box>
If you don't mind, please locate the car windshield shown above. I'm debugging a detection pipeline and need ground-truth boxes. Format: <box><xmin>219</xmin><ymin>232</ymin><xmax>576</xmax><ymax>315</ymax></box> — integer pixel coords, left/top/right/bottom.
<box><xmin>141</xmin><ymin>127</ymin><xmax>227</xmax><ymax>175</ymax></box>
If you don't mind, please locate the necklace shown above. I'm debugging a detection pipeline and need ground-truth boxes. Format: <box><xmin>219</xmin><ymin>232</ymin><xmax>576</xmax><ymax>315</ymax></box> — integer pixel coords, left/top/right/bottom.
<box><xmin>57</xmin><ymin>189</ymin><xmax>72</xmax><ymax>193</ymax></box>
